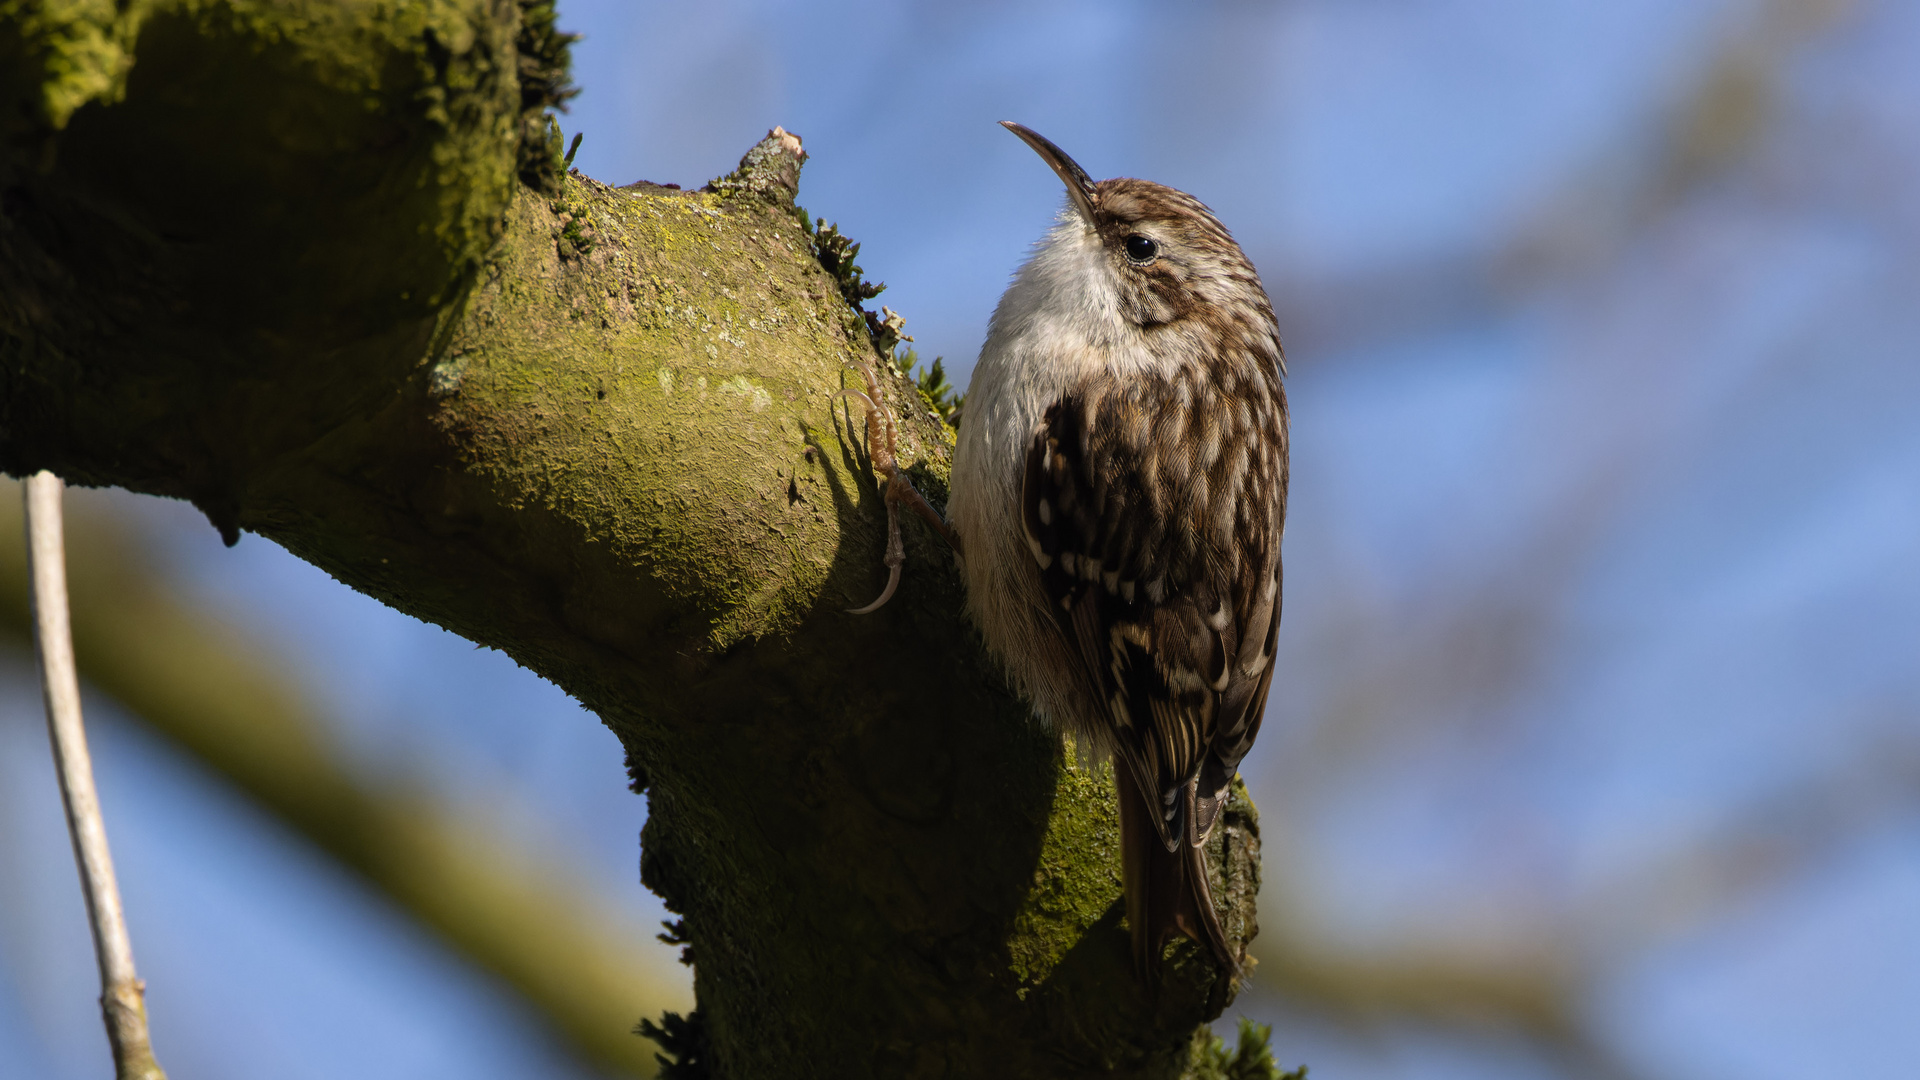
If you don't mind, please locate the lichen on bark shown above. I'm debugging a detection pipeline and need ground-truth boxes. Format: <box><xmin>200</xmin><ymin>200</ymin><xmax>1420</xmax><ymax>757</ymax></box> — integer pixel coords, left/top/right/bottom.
<box><xmin>0</xmin><ymin>2</ymin><xmax>1262</xmax><ymax>1074</ymax></box>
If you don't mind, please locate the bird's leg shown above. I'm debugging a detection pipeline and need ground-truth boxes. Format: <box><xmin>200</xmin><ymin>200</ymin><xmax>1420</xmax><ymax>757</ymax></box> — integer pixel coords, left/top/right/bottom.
<box><xmin>835</xmin><ymin>360</ymin><xmax>961</xmax><ymax>614</ymax></box>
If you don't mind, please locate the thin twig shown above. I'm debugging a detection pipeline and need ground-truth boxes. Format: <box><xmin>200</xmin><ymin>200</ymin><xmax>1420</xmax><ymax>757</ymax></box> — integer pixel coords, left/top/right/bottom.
<box><xmin>24</xmin><ymin>471</ymin><xmax>168</xmax><ymax>1080</ymax></box>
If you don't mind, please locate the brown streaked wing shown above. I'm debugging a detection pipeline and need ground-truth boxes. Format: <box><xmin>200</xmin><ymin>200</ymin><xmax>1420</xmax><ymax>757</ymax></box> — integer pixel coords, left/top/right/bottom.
<box><xmin>1020</xmin><ymin>370</ymin><xmax>1285</xmax><ymax>851</ymax></box>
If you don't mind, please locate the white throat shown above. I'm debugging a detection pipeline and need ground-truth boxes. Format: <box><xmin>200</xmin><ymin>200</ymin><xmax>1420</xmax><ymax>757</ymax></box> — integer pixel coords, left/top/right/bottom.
<box><xmin>953</xmin><ymin>208</ymin><xmax>1160</xmax><ymax>505</ymax></box>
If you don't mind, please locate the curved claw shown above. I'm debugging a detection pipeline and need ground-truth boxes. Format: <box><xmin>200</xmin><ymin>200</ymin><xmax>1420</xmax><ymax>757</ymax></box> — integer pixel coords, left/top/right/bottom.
<box><xmin>848</xmin><ymin>478</ymin><xmax>908</xmax><ymax>615</ymax></box>
<box><xmin>846</xmin><ymin>560</ymin><xmax>903</xmax><ymax>615</ymax></box>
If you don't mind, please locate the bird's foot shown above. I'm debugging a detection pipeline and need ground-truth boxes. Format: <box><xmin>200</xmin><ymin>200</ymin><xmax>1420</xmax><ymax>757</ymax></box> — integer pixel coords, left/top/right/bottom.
<box><xmin>835</xmin><ymin>360</ymin><xmax>960</xmax><ymax>614</ymax></box>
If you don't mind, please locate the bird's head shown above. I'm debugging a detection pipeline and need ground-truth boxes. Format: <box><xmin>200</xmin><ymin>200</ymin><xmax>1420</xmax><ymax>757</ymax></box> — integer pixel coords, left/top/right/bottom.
<box><xmin>1001</xmin><ymin>121</ymin><xmax>1272</xmax><ymax>340</ymax></box>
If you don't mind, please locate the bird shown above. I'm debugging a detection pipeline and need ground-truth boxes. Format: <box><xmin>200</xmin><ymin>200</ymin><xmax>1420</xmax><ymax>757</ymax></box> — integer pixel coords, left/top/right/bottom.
<box><xmin>944</xmin><ymin>122</ymin><xmax>1290</xmax><ymax>982</ymax></box>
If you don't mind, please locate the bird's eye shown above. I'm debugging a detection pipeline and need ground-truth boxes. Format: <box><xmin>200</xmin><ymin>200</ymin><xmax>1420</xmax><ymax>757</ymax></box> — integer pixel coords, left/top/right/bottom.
<box><xmin>1123</xmin><ymin>234</ymin><xmax>1158</xmax><ymax>263</ymax></box>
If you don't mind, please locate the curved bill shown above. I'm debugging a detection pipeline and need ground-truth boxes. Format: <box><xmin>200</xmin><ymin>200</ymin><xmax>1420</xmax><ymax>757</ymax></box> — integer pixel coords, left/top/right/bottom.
<box><xmin>1000</xmin><ymin>121</ymin><xmax>1099</xmax><ymax>226</ymax></box>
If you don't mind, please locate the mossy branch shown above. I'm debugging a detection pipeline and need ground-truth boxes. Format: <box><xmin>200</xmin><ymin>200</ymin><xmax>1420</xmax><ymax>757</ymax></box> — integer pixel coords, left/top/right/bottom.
<box><xmin>0</xmin><ymin>2</ymin><xmax>1261</xmax><ymax>1075</ymax></box>
<box><xmin>0</xmin><ymin>482</ymin><xmax>689</xmax><ymax>1076</ymax></box>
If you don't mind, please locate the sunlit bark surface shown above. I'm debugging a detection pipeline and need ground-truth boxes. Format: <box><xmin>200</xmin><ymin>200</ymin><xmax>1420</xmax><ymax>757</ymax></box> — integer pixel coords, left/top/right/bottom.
<box><xmin>0</xmin><ymin>3</ymin><xmax>1259</xmax><ymax>1076</ymax></box>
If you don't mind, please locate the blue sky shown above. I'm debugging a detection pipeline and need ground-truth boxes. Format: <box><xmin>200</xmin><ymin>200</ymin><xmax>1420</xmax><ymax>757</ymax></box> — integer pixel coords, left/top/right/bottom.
<box><xmin>4</xmin><ymin>1</ymin><xmax>1918</xmax><ymax>1077</ymax></box>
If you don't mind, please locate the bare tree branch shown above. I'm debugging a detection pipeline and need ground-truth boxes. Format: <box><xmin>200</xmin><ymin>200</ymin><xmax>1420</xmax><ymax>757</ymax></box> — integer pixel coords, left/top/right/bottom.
<box><xmin>22</xmin><ymin>472</ymin><xmax>166</xmax><ymax>1080</ymax></box>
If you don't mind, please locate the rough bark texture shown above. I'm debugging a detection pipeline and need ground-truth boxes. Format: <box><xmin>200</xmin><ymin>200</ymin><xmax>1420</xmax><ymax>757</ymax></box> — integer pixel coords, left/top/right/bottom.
<box><xmin>0</xmin><ymin>483</ymin><xmax>690</xmax><ymax>1076</ymax></box>
<box><xmin>0</xmin><ymin>2</ymin><xmax>1261</xmax><ymax>1075</ymax></box>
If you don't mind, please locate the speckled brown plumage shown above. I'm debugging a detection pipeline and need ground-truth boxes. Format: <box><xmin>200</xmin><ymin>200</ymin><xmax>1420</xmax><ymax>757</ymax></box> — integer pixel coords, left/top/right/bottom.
<box><xmin>949</xmin><ymin>125</ymin><xmax>1289</xmax><ymax>982</ymax></box>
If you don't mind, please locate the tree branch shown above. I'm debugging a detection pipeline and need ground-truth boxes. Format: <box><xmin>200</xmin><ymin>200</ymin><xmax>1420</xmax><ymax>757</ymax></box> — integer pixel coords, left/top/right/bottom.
<box><xmin>0</xmin><ymin>481</ymin><xmax>689</xmax><ymax>1076</ymax></box>
<box><xmin>0</xmin><ymin>3</ymin><xmax>1260</xmax><ymax>1074</ymax></box>
<box><xmin>21</xmin><ymin>473</ymin><xmax>167</xmax><ymax>1080</ymax></box>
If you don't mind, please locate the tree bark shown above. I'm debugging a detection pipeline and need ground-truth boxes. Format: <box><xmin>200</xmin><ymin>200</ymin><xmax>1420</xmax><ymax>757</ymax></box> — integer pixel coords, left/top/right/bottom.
<box><xmin>0</xmin><ymin>482</ymin><xmax>692</xmax><ymax>1077</ymax></box>
<box><xmin>0</xmin><ymin>2</ymin><xmax>1260</xmax><ymax>1075</ymax></box>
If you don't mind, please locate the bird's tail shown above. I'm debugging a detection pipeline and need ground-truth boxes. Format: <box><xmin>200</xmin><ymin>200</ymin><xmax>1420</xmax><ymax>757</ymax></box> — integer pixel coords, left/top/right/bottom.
<box><xmin>1116</xmin><ymin>766</ymin><xmax>1241</xmax><ymax>983</ymax></box>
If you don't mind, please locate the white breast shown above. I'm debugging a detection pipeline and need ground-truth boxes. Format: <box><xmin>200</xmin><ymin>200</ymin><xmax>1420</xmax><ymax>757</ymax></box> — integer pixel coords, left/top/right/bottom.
<box><xmin>947</xmin><ymin>207</ymin><xmax>1161</xmax><ymax>734</ymax></box>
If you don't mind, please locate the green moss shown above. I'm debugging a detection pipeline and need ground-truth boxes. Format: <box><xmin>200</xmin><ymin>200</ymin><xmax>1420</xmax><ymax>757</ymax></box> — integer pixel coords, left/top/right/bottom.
<box><xmin>441</xmin><ymin>173</ymin><xmax>867</xmax><ymax>651</ymax></box>
<box><xmin>4</xmin><ymin>0</ymin><xmax>520</xmax><ymax>304</ymax></box>
<box><xmin>636</xmin><ymin>1008</ymin><xmax>711</xmax><ymax>1079</ymax></box>
<box><xmin>1009</xmin><ymin>737</ymin><xmax>1124</xmax><ymax>985</ymax></box>
<box><xmin>512</xmin><ymin>0</ymin><xmax>576</xmax><ymax>192</ymax></box>
<box><xmin>548</xmin><ymin>162</ymin><xmax>598</xmax><ymax>256</ymax></box>
<box><xmin>891</xmin><ymin>345</ymin><xmax>964</xmax><ymax>430</ymax></box>
<box><xmin>0</xmin><ymin>0</ymin><xmax>149</xmax><ymax>135</ymax></box>
<box><xmin>777</xmin><ymin>205</ymin><xmax>964</xmax><ymax>431</ymax></box>
<box><xmin>0</xmin><ymin>0</ymin><xmax>532</xmax><ymax>547</ymax></box>
<box><xmin>2</xmin><ymin>87</ymin><xmax>1263</xmax><ymax>1070</ymax></box>
<box><xmin>805</xmin><ymin>214</ymin><xmax>885</xmax><ymax>308</ymax></box>
<box><xmin>1184</xmin><ymin>1019</ymin><xmax>1304</xmax><ymax>1080</ymax></box>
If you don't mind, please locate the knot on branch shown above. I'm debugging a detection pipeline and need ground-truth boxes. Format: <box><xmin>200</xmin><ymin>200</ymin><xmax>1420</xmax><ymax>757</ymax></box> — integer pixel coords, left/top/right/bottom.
<box><xmin>706</xmin><ymin>126</ymin><xmax>807</xmax><ymax>205</ymax></box>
